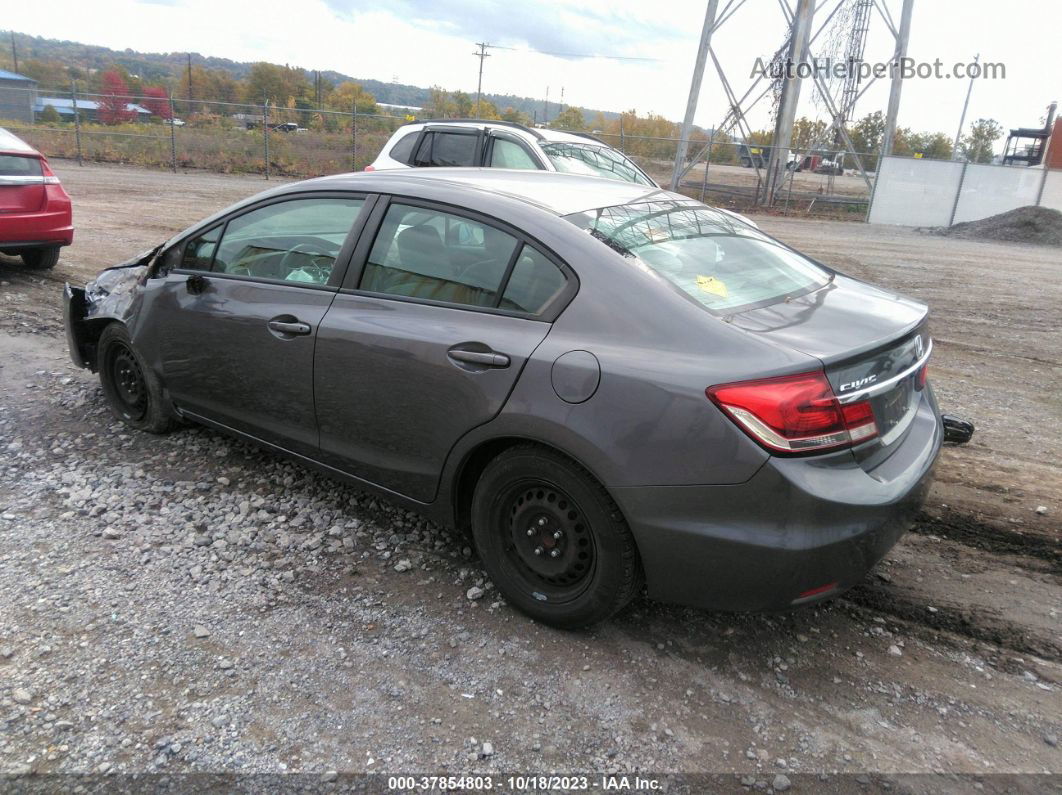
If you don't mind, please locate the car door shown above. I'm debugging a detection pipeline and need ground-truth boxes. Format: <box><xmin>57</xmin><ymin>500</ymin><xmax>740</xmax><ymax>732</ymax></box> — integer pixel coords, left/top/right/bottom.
<box><xmin>314</xmin><ymin>198</ymin><xmax>575</xmax><ymax>502</ymax></box>
<box><xmin>150</xmin><ymin>193</ymin><xmax>372</xmax><ymax>456</ymax></box>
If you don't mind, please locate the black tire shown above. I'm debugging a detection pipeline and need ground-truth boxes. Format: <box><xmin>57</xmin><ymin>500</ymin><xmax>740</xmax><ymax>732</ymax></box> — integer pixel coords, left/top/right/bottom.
<box><xmin>98</xmin><ymin>323</ymin><xmax>177</xmax><ymax>433</ymax></box>
<box><xmin>21</xmin><ymin>246</ymin><xmax>61</xmax><ymax>270</ymax></box>
<box><xmin>471</xmin><ymin>444</ymin><xmax>642</xmax><ymax>629</ymax></box>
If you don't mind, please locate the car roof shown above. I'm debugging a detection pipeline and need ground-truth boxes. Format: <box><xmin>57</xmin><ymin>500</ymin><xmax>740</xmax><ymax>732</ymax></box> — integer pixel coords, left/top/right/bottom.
<box><xmin>400</xmin><ymin>119</ymin><xmax>610</xmax><ymax>147</ymax></box>
<box><xmin>304</xmin><ymin>168</ymin><xmax>675</xmax><ymax>216</ymax></box>
<box><xmin>0</xmin><ymin>127</ymin><xmax>39</xmax><ymax>156</ymax></box>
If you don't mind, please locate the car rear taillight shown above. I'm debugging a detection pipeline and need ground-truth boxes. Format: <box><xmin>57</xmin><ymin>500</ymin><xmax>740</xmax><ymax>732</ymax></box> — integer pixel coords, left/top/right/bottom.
<box><xmin>706</xmin><ymin>371</ymin><xmax>878</xmax><ymax>454</ymax></box>
<box><xmin>40</xmin><ymin>157</ymin><xmax>61</xmax><ymax>185</ymax></box>
<box><xmin>363</xmin><ymin>165</ymin><xmax>375</xmax><ymax>172</ymax></box>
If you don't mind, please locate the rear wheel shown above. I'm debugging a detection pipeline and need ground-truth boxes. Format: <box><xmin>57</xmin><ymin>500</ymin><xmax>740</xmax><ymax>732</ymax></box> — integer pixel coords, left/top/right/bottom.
<box><xmin>21</xmin><ymin>246</ymin><xmax>61</xmax><ymax>270</ymax></box>
<box><xmin>471</xmin><ymin>445</ymin><xmax>642</xmax><ymax>629</ymax></box>
<box><xmin>98</xmin><ymin>324</ymin><xmax>176</xmax><ymax>433</ymax></box>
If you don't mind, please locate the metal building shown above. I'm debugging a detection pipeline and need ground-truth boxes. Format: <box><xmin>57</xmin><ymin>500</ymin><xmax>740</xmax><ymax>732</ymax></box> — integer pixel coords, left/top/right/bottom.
<box><xmin>0</xmin><ymin>69</ymin><xmax>36</xmax><ymax>123</ymax></box>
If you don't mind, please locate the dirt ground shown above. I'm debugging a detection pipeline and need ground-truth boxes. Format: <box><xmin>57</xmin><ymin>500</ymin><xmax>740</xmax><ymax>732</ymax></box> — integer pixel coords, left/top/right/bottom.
<box><xmin>0</xmin><ymin>161</ymin><xmax>1059</xmax><ymax>785</ymax></box>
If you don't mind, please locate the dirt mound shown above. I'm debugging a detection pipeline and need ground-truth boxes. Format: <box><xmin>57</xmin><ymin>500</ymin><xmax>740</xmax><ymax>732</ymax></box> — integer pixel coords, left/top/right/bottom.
<box><xmin>924</xmin><ymin>205</ymin><xmax>1062</xmax><ymax>246</ymax></box>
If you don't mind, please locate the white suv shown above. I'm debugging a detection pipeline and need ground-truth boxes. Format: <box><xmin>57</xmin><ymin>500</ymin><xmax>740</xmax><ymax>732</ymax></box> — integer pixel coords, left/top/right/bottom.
<box><xmin>366</xmin><ymin>119</ymin><xmax>658</xmax><ymax>186</ymax></box>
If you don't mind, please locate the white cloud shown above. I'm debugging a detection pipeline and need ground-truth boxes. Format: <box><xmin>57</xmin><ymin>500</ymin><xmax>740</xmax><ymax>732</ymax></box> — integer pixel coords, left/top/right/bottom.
<box><xmin>7</xmin><ymin>0</ymin><xmax>1055</xmax><ymax>139</ymax></box>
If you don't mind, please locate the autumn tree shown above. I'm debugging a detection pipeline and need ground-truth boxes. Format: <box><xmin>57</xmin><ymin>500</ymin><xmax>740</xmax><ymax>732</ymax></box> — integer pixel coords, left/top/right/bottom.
<box><xmin>500</xmin><ymin>106</ymin><xmax>530</xmax><ymax>125</ymax></box>
<box><xmin>551</xmin><ymin>106</ymin><xmax>586</xmax><ymax>131</ymax></box>
<box><xmin>97</xmin><ymin>70</ymin><xmax>135</xmax><ymax>125</ymax></box>
<box><xmin>327</xmin><ymin>81</ymin><xmax>377</xmax><ymax>114</ymax></box>
<box><xmin>847</xmin><ymin>111</ymin><xmax>885</xmax><ymax>156</ymax></box>
<box><xmin>961</xmin><ymin>118</ymin><xmax>1003</xmax><ymax>164</ymax></box>
<box><xmin>141</xmin><ymin>86</ymin><xmax>172</xmax><ymax>119</ymax></box>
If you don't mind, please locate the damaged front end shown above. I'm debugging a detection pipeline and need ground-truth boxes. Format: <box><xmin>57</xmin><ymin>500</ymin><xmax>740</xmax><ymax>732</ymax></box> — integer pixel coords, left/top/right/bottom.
<box><xmin>64</xmin><ymin>245</ymin><xmax>161</xmax><ymax>371</ymax></box>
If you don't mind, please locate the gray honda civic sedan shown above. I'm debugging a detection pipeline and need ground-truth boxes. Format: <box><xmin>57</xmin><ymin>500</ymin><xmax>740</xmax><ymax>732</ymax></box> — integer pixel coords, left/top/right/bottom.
<box><xmin>65</xmin><ymin>169</ymin><xmax>942</xmax><ymax>628</ymax></box>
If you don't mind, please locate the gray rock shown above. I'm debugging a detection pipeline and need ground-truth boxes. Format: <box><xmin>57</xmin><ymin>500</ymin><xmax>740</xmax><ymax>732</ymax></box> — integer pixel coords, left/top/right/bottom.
<box><xmin>888</xmin><ymin>644</ymin><xmax>903</xmax><ymax>657</ymax></box>
<box><xmin>466</xmin><ymin>586</ymin><xmax>486</xmax><ymax>601</ymax></box>
<box><xmin>394</xmin><ymin>559</ymin><xmax>412</xmax><ymax>572</ymax></box>
<box><xmin>1045</xmin><ymin>732</ymin><xmax>1058</xmax><ymax>748</ymax></box>
<box><xmin>12</xmin><ymin>688</ymin><xmax>32</xmax><ymax>704</ymax></box>
<box><xmin>773</xmin><ymin>774</ymin><xmax>791</xmax><ymax>792</ymax></box>
<box><xmin>192</xmin><ymin>625</ymin><xmax>210</xmax><ymax>638</ymax></box>
<box><xmin>102</xmin><ymin>527</ymin><xmax>121</xmax><ymax>540</ymax></box>
<box><xmin>481</xmin><ymin>741</ymin><xmax>494</xmax><ymax>757</ymax></box>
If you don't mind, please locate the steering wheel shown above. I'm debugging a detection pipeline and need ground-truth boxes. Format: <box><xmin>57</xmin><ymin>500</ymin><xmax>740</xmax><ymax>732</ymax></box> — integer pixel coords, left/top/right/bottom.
<box><xmin>279</xmin><ymin>241</ymin><xmax>336</xmax><ymax>282</ymax></box>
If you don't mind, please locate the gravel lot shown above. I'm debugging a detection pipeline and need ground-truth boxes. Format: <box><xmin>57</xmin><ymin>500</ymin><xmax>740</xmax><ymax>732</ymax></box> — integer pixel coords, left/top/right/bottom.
<box><xmin>0</xmin><ymin>162</ymin><xmax>1059</xmax><ymax>786</ymax></box>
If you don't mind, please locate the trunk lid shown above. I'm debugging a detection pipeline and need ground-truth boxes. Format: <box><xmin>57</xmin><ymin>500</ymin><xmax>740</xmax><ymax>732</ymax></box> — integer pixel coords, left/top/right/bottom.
<box><xmin>0</xmin><ymin>153</ymin><xmax>45</xmax><ymax>214</ymax></box>
<box><xmin>729</xmin><ymin>275</ymin><xmax>931</xmax><ymax>452</ymax></box>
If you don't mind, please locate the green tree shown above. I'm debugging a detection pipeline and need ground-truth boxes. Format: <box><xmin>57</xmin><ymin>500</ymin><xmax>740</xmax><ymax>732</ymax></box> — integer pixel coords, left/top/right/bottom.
<box><xmin>39</xmin><ymin>104</ymin><xmax>62</xmax><ymax>124</ymax></box>
<box><xmin>551</xmin><ymin>106</ymin><xmax>586</xmax><ymax>131</ymax></box>
<box><xmin>244</xmin><ymin>62</ymin><xmax>310</xmax><ymax>106</ymax></box>
<box><xmin>848</xmin><ymin>111</ymin><xmax>886</xmax><ymax>156</ymax></box>
<box><xmin>452</xmin><ymin>91</ymin><xmax>473</xmax><ymax>117</ymax></box>
<box><xmin>791</xmin><ymin>117</ymin><xmax>828</xmax><ymax>153</ymax></box>
<box><xmin>961</xmin><ymin>118</ymin><xmax>1003</xmax><ymax>164</ymax></box>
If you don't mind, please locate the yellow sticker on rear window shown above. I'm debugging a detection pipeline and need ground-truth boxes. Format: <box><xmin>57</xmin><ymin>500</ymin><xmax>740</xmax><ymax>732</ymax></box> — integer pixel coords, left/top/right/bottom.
<box><xmin>696</xmin><ymin>275</ymin><xmax>728</xmax><ymax>298</ymax></box>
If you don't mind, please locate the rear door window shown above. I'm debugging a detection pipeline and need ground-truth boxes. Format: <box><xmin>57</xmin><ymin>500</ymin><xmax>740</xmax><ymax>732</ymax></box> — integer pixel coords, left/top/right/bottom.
<box><xmin>414</xmin><ymin>132</ymin><xmax>479</xmax><ymax>167</ymax></box>
<box><xmin>361</xmin><ymin>203</ymin><xmax>518</xmax><ymax>307</ymax></box>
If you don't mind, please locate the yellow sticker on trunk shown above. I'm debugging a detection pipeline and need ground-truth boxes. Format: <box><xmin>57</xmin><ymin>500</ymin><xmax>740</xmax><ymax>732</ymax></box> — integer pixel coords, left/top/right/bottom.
<box><xmin>696</xmin><ymin>275</ymin><xmax>728</xmax><ymax>298</ymax></box>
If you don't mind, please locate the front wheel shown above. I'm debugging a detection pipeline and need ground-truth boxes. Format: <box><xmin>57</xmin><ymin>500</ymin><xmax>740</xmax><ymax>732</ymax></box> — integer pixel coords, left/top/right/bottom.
<box><xmin>471</xmin><ymin>445</ymin><xmax>642</xmax><ymax>629</ymax></box>
<box><xmin>98</xmin><ymin>324</ymin><xmax>176</xmax><ymax>433</ymax></box>
<box><xmin>21</xmin><ymin>246</ymin><xmax>61</xmax><ymax>270</ymax></box>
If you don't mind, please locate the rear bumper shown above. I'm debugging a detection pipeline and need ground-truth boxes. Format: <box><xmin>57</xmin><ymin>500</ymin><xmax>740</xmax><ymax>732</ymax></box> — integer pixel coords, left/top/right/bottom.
<box><xmin>0</xmin><ymin>212</ymin><xmax>74</xmax><ymax>248</ymax></box>
<box><xmin>614</xmin><ymin>390</ymin><xmax>942</xmax><ymax>612</ymax></box>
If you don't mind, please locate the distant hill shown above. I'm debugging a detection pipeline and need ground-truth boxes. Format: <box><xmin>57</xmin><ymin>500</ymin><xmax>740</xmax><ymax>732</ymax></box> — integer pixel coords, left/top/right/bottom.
<box><xmin>3</xmin><ymin>30</ymin><xmax>621</xmax><ymax>122</ymax></box>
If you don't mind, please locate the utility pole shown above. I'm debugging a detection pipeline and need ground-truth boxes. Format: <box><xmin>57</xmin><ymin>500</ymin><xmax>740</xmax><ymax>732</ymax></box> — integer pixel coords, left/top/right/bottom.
<box><xmin>952</xmin><ymin>53</ymin><xmax>979</xmax><ymax>160</ymax></box>
<box><xmin>881</xmin><ymin>0</ymin><xmax>914</xmax><ymax>156</ymax></box>
<box><xmin>473</xmin><ymin>42</ymin><xmax>490</xmax><ymax>117</ymax></box>
<box><xmin>763</xmin><ymin>0</ymin><xmax>815</xmax><ymax>204</ymax></box>
<box><xmin>670</xmin><ymin>0</ymin><xmax>720</xmax><ymax>191</ymax></box>
<box><xmin>544</xmin><ymin>86</ymin><xmax>550</xmax><ymax>125</ymax></box>
<box><xmin>10</xmin><ymin>32</ymin><xmax>18</xmax><ymax>73</ymax></box>
<box><xmin>186</xmin><ymin>53</ymin><xmax>193</xmax><ymax>109</ymax></box>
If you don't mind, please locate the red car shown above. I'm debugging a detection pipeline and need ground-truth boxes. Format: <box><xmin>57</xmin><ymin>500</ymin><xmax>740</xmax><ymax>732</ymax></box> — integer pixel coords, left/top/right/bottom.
<box><xmin>0</xmin><ymin>127</ymin><xmax>73</xmax><ymax>269</ymax></box>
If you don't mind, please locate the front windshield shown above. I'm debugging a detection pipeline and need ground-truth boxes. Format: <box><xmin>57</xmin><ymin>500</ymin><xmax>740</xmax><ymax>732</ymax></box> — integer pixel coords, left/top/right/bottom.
<box><xmin>565</xmin><ymin>200</ymin><xmax>831</xmax><ymax>314</ymax></box>
<box><xmin>540</xmin><ymin>142</ymin><xmax>654</xmax><ymax>186</ymax></box>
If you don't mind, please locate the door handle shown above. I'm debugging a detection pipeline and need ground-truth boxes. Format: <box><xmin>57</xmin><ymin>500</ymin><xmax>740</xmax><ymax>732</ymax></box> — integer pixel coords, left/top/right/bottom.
<box><xmin>447</xmin><ymin>349</ymin><xmax>510</xmax><ymax>368</ymax></box>
<box><xmin>267</xmin><ymin>319</ymin><xmax>312</xmax><ymax>336</ymax></box>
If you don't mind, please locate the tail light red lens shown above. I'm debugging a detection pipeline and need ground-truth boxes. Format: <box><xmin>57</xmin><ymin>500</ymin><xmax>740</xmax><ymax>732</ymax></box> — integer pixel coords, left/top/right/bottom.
<box><xmin>706</xmin><ymin>371</ymin><xmax>878</xmax><ymax>454</ymax></box>
<box><xmin>362</xmin><ymin>165</ymin><xmax>375</xmax><ymax>172</ymax></box>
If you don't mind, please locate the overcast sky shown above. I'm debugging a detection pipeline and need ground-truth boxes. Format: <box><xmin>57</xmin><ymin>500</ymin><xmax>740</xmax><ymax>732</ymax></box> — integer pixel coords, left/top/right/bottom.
<box><xmin>7</xmin><ymin>0</ymin><xmax>1059</xmax><ymax>136</ymax></box>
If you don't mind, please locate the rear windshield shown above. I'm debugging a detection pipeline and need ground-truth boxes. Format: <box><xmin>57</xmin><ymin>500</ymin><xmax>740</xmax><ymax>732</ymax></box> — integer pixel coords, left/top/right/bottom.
<box><xmin>565</xmin><ymin>200</ymin><xmax>831</xmax><ymax>314</ymax></box>
<box><xmin>541</xmin><ymin>142</ymin><xmax>653</xmax><ymax>186</ymax></box>
<box><xmin>0</xmin><ymin>154</ymin><xmax>43</xmax><ymax>177</ymax></box>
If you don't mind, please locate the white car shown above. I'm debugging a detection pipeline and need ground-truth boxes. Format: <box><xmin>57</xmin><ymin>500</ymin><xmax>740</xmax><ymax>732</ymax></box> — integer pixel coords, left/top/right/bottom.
<box><xmin>365</xmin><ymin>119</ymin><xmax>759</xmax><ymax>228</ymax></box>
<box><xmin>366</xmin><ymin>119</ymin><xmax>658</xmax><ymax>186</ymax></box>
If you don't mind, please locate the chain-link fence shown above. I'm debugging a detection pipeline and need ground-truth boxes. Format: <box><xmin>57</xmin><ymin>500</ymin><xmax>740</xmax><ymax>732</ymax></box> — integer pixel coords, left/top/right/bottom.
<box><xmin>4</xmin><ymin>84</ymin><xmax>882</xmax><ymax>218</ymax></box>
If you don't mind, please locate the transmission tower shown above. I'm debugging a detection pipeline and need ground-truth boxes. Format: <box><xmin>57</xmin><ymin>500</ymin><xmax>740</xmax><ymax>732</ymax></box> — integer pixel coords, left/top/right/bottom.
<box><xmin>837</xmin><ymin>0</ymin><xmax>873</xmax><ymax>136</ymax></box>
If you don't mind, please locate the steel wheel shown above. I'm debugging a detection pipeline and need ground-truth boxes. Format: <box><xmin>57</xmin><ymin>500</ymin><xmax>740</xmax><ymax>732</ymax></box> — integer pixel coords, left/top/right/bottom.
<box><xmin>500</xmin><ymin>480</ymin><xmax>596</xmax><ymax>603</ymax></box>
<box><xmin>108</xmin><ymin>343</ymin><xmax>148</xmax><ymax>421</ymax></box>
